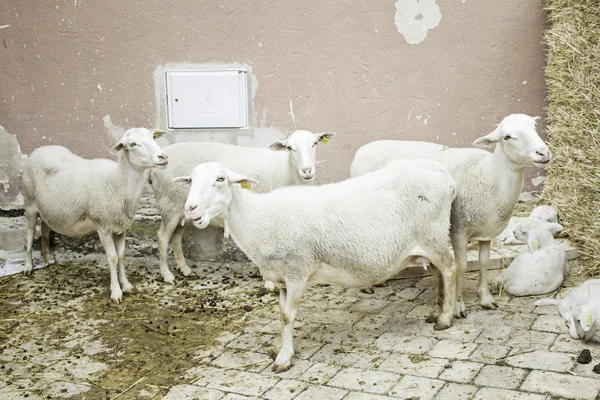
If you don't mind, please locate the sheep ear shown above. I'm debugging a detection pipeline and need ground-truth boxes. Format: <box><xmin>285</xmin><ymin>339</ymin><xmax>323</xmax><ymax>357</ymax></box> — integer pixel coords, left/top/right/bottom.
<box><xmin>269</xmin><ymin>141</ymin><xmax>288</xmax><ymax>151</ymax></box>
<box><xmin>318</xmin><ymin>132</ymin><xmax>336</xmax><ymax>144</ymax></box>
<box><xmin>580</xmin><ymin>307</ymin><xmax>596</xmax><ymax>332</ymax></box>
<box><xmin>172</xmin><ymin>176</ymin><xmax>191</xmax><ymax>186</ymax></box>
<box><xmin>527</xmin><ymin>231</ymin><xmax>539</xmax><ymax>252</ymax></box>
<box><xmin>533</xmin><ymin>116</ymin><xmax>542</xmax><ymax>124</ymax></box>
<box><xmin>227</xmin><ymin>171</ymin><xmax>259</xmax><ymax>186</ymax></box>
<box><xmin>112</xmin><ymin>141</ymin><xmax>126</xmax><ymax>151</ymax></box>
<box><xmin>473</xmin><ymin>127</ymin><xmax>501</xmax><ymax>149</ymax></box>
<box><xmin>153</xmin><ymin>130</ymin><xmax>167</xmax><ymax>140</ymax></box>
<box><xmin>546</xmin><ymin>222</ymin><xmax>564</xmax><ymax>235</ymax></box>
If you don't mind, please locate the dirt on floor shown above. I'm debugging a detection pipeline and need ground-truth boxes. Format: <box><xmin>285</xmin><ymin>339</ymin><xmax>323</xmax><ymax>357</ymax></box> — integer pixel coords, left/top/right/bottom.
<box><xmin>0</xmin><ymin>254</ymin><xmax>275</xmax><ymax>400</ymax></box>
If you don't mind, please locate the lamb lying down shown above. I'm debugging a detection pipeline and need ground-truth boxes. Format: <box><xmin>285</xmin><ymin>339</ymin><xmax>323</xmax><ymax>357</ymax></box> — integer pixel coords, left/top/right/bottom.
<box><xmin>496</xmin><ymin>205</ymin><xmax>562</xmax><ymax>245</ymax></box>
<box><xmin>494</xmin><ymin>218</ymin><xmax>568</xmax><ymax>296</ymax></box>
<box><xmin>535</xmin><ymin>279</ymin><xmax>600</xmax><ymax>342</ymax></box>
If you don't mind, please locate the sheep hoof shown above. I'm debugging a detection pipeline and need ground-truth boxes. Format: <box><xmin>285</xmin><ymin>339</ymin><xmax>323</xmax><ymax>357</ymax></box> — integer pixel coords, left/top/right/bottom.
<box><xmin>180</xmin><ymin>266</ymin><xmax>192</xmax><ymax>276</ymax></box>
<box><xmin>481</xmin><ymin>301</ymin><xmax>498</xmax><ymax>310</ymax></box>
<box><xmin>426</xmin><ymin>315</ymin><xmax>438</xmax><ymax>324</ymax></box>
<box><xmin>23</xmin><ymin>268</ymin><xmax>33</xmax><ymax>276</ymax></box>
<box><xmin>373</xmin><ymin>281</ymin><xmax>388</xmax><ymax>288</ymax></box>
<box><xmin>272</xmin><ymin>361</ymin><xmax>292</xmax><ymax>373</ymax></box>
<box><xmin>433</xmin><ymin>320</ymin><xmax>451</xmax><ymax>330</ymax></box>
<box><xmin>264</xmin><ymin>281</ymin><xmax>276</xmax><ymax>292</ymax></box>
<box><xmin>111</xmin><ymin>288</ymin><xmax>123</xmax><ymax>303</ymax></box>
<box><xmin>121</xmin><ymin>282</ymin><xmax>134</xmax><ymax>293</ymax></box>
<box><xmin>360</xmin><ymin>287</ymin><xmax>375</xmax><ymax>294</ymax></box>
<box><xmin>162</xmin><ymin>271</ymin><xmax>176</xmax><ymax>285</ymax></box>
<box><xmin>454</xmin><ymin>301</ymin><xmax>467</xmax><ymax>318</ymax></box>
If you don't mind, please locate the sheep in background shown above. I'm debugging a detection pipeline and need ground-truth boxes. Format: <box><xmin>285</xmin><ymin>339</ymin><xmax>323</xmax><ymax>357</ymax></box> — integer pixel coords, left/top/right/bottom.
<box><xmin>493</xmin><ymin>219</ymin><xmax>567</xmax><ymax>296</ymax></box>
<box><xmin>496</xmin><ymin>205</ymin><xmax>562</xmax><ymax>245</ymax></box>
<box><xmin>350</xmin><ymin>114</ymin><xmax>552</xmax><ymax>316</ymax></box>
<box><xmin>535</xmin><ymin>280</ymin><xmax>600</xmax><ymax>342</ymax></box>
<box><xmin>149</xmin><ymin>130</ymin><xmax>335</xmax><ymax>284</ymax></box>
<box><xmin>22</xmin><ymin>128</ymin><xmax>168</xmax><ymax>303</ymax></box>
<box><xmin>174</xmin><ymin>160</ymin><xmax>458</xmax><ymax>372</ymax></box>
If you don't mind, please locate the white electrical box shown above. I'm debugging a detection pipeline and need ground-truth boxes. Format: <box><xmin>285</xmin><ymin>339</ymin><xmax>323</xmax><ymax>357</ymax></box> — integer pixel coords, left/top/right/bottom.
<box><xmin>165</xmin><ymin>70</ymin><xmax>249</xmax><ymax>129</ymax></box>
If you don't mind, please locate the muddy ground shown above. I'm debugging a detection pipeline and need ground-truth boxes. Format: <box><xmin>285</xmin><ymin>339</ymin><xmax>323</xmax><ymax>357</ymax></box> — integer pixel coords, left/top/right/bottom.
<box><xmin>0</xmin><ymin>252</ymin><xmax>274</xmax><ymax>400</ymax></box>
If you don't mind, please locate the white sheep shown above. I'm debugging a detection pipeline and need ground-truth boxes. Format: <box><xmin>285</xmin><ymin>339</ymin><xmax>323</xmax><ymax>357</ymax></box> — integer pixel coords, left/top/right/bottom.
<box><xmin>535</xmin><ymin>280</ymin><xmax>600</xmax><ymax>342</ymax></box>
<box><xmin>496</xmin><ymin>205</ymin><xmax>562</xmax><ymax>245</ymax></box>
<box><xmin>174</xmin><ymin>159</ymin><xmax>458</xmax><ymax>372</ymax></box>
<box><xmin>149</xmin><ymin>130</ymin><xmax>335</xmax><ymax>284</ymax></box>
<box><xmin>350</xmin><ymin>114</ymin><xmax>552</xmax><ymax>316</ymax></box>
<box><xmin>22</xmin><ymin>128</ymin><xmax>168</xmax><ymax>302</ymax></box>
<box><xmin>493</xmin><ymin>219</ymin><xmax>567</xmax><ymax>296</ymax></box>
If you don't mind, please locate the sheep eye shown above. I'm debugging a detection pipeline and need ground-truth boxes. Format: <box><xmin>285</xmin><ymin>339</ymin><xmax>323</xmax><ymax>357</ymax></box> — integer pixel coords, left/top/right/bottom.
<box><xmin>286</xmin><ymin>146</ymin><xmax>294</xmax><ymax>151</ymax></box>
<box><xmin>216</xmin><ymin>177</ymin><xmax>225</xmax><ymax>182</ymax></box>
<box><xmin>312</xmin><ymin>142</ymin><xmax>318</xmax><ymax>147</ymax></box>
<box><xmin>503</xmin><ymin>135</ymin><xmax>513</xmax><ymax>140</ymax></box>
<box><xmin>129</xmin><ymin>142</ymin><xmax>137</xmax><ymax>147</ymax></box>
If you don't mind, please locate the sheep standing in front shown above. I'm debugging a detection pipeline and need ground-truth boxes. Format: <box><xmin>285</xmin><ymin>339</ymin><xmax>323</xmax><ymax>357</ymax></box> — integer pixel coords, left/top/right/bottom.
<box><xmin>149</xmin><ymin>130</ymin><xmax>335</xmax><ymax>284</ymax></box>
<box><xmin>22</xmin><ymin>128</ymin><xmax>168</xmax><ymax>302</ymax></box>
<box><xmin>494</xmin><ymin>219</ymin><xmax>567</xmax><ymax>296</ymax></box>
<box><xmin>174</xmin><ymin>160</ymin><xmax>458</xmax><ymax>372</ymax></box>
<box><xmin>350</xmin><ymin>114</ymin><xmax>552</xmax><ymax>316</ymax></box>
<box><xmin>535</xmin><ymin>280</ymin><xmax>600</xmax><ymax>342</ymax></box>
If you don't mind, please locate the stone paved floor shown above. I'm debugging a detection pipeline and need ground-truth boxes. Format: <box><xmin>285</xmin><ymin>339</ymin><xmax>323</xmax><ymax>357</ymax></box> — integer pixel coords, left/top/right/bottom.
<box><xmin>163</xmin><ymin>271</ymin><xmax>600</xmax><ymax>400</ymax></box>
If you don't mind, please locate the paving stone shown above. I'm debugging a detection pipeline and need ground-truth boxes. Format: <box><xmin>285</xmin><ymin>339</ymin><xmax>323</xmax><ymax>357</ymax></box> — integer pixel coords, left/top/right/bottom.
<box><xmin>299</xmin><ymin>308</ymin><xmax>364</xmax><ymax>325</ymax></box>
<box><xmin>354</xmin><ymin>313</ymin><xmax>425</xmax><ymax>334</ymax></box>
<box><xmin>298</xmin><ymin>362</ymin><xmax>341</xmax><ymax>385</ymax></box>
<box><xmin>395</xmin><ymin>287</ymin><xmax>422</xmax><ymax>299</ymax></box>
<box><xmin>521</xmin><ymin>370</ymin><xmax>600</xmax><ymax>400</ymax></box>
<box><xmin>438</xmin><ymin>361</ymin><xmax>483</xmax><ymax>383</ymax></box>
<box><xmin>163</xmin><ymin>385</ymin><xmax>224</xmax><ymax>400</ymax></box>
<box><xmin>263</xmin><ymin>359</ymin><xmax>311</xmax><ymax>380</ymax></box>
<box><xmin>435</xmin><ymin>383</ymin><xmax>478</xmax><ymax>399</ymax></box>
<box><xmin>531</xmin><ymin>314</ymin><xmax>567</xmax><ymax>334</ymax></box>
<box><xmin>419</xmin><ymin>323</ymin><xmax>483</xmax><ymax>343</ymax></box>
<box><xmin>473</xmin><ymin>365</ymin><xmax>528</xmax><ymax>390</ymax></box>
<box><xmin>292</xmin><ymin>337</ymin><xmax>324</xmax><ymax>360</ymax></box>
<box><xmin>406</xmin><ymin>304</ymin><xmax>434</xmax><ymax>319</ymax></box>
<box><xmin>429</xmin><ymin>339</ymin><xmax>477</xmax><ymax>359</ymax></box>
<box><xmin>186</xmin><ymin>365</ymin><xmax>224</xmax><ymax>386</ymax></box>
<box><xmin>344</xmin><ymin>392</ymin><xmax>397</xmax><ymax>400</ymax></box>
<box><xmin>500</xmin><ymin>311</ymin><xmax>537</xmax><ymax>329</ymax></box>
<box><xmin>310</xmin><ymin>343</ymin><xmax>354</xmax><ymax>365</ymax></box>
<box><xmin>294</xmin><ymin>385</ymin><xmax>347</xmax><ymax>400</ymax></box>
<box><xmin>506</xmin><ymin>296</ymin><xmax>536</xmax><ymax>313</ymax></box>
<box><xmin>469</xmin><ymin>344</ymin><xmax>511</xmax><ymax>364</ymax></box>
<box><xmin>207</xmin><ymin>370</ymin><xmax>279</xmax><ymax>396</ymax></box>
<box><xmin>328</xmin><ymin>367</ymin><xmax>400</xmax><ymax>394</ymax></box>
<box><xmin>504</xmin><ymin>350</ymin><xmax>574</xmax><ymax>372</ymax></box>
<box><xmin>378</xmin><ymin>353</ymin><xmax>449</xmax><ymax>378</ymax></box>
<box><xmin>309</xmin><ymin>325</ymin><xmax>378</xmax><ymax>346</ymax></box>
<box><xmin>374</xmin><ymin>333</ymin><xmax>436</xmax><ymax>354</ymax></box>
<box><xmin>532</xmin><ymin>304</ymin><xmax>557</xmax><ymax>315</ymax></box>
<box><xmin>379</xmin><ymin>300</ymin><xmax>416</xmax><ymax>315</ymax></box>
<box><xmin>474</xmin><ymin>387</ymin><xmax>546</xmax><ymax>400</ymax></box>
<box><xmin>389</xmin><ymin>375</ymin><xmax>445</xmax><ymax>399</ymax></box>
<box><xmin>338</xmin><ymin>347</ymin><xmax>390</xmax><ymax>369</ymax></box>
<box><xmin>221</xmin><ymin>394</ymin><xmax>256</xmax><ymax>400</ymax></box>
<box><xmin>263</xmin><ymin>379</ymin><xmax>308</xmax><ymax>400</ymax></box>
<box><xmin>227</xmin><ymin>333</ymin><xmax>276</xmax><ymax>353</ymax></box>
<box><xmin>348</xmin><ymin>298</ymin><xmax>391</xmax><ymax>313</ymax></box>
<box><xmin>506</xmin><ymin>330</ymin><xmax>557</xmax><ymax>351</ymax></box>
<box><xmin>215</xmin><ymin>331</ymin><xmax>241</xmax><ymax>346</ymax></box>
<box><xmin>550</xmin><ymin>333</ymin><xmax>600</xmax><ymax>353</ymax></box>
<box><xmin>475</xmin><ymin>325</ymin><xmax>513</xmax><ymax>345</ymax></box>
<box><xmin>211</xmin><ymin>350</ymin><xmax>272</xmax><ymax>373</ymax></box>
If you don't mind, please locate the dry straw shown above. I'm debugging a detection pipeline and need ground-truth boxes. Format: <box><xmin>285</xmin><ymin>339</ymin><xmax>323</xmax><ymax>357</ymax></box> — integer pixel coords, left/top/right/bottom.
<box><xmin>541</xmin><ymin>0</ymin><xmax>600</xmax><ymax>274</ymax></box>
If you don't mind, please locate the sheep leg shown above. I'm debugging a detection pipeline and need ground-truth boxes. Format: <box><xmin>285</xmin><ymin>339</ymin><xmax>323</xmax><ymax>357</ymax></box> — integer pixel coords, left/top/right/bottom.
<box><xmin>427</xmin><ymin>251</ymin><xmax>457</xmax><ymax>330</ymax></box>
<box><xmin>114</xmin><ymin>232</ymin><xmax>133</xmax><ymax>293</ymax></box>
<box><xmin>98</xmin><ymin>230</ymin><xmax>123</xmax><ymax>303</ymax></box>
<box><xmin>24</xmin><ymin>210</ymin><xmax>38</xmax><ymax>275</ymax></box>
<box><xmin>158</xmin><ymin>216</ymin><xmax>179</xmax><ymax>284</ymax></box>
<box><xmin>477</xmin><ymin>240</ymin><xmax>498</xmax><ymax>309</ymax></box>
<box><xmin>426</xmin><ymin>268</ymin><xmax>444</xmax><ymax>323</ymax></box>
<box><xmin>170</xmin><ymin>223</ymin><xmax>192</xmax><ymax>276</ymax></box>
<box><xmin>274</xmin><ymin>277</ymin><xmax>307</xmax><ymax>373</ymax></box>
<box><xmin>451</xmin><ymin>235</ymin><xmax>469</xmax><ymax>318</ymax></box>
<box><xmin>40</xmin><ymin>221</ymin><xmax>52</xmax><ymax>265</ymax></box>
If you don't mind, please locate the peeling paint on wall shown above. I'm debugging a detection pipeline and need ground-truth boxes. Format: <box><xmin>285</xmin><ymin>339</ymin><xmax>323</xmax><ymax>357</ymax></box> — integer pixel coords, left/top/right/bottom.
<box><xmin>394</xmin><ymin>0</ymin><xmax>442</xmax><ymax>44</ymax></box>
<box><xmin>0</xmin><ymin>125</ymin><xmax>26</xmax><ymax>210</ymax></box>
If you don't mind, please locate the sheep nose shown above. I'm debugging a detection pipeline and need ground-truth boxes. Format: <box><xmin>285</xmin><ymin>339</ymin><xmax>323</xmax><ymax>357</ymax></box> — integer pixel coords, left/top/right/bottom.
<box><xmin>302</xmin><ymin>167</ymin><xmax>312</xmax><ymax>174</ymax></box>
<box><xmin>188</xmin><ymin>204</ymin><xmax>197</xmax><ymax>212</ymax></box>
<box><xmin>158</xmin><ymin>154</ymin><xmax>168</xmax><ymax>161</ymax></box>
<box><xmin>536</xmin><ymin>150</ymin><xmax>547</xmax><ymax>157</ymax></box>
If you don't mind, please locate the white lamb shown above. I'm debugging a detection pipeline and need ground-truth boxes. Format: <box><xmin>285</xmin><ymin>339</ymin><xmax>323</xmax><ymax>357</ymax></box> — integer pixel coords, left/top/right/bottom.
<box><xmin>149</xmin><ymin>130</ymin><xmax>335</xmax><ymax>284</ymax></box>
<box><xmin>350</xmin><ymin>114</ymin><xmax>552</xmax><ymax>316</ymax></box>
<box><xmin>535</xmin><ymin>280</ymin><xmax>600</xmax><ymax>342</ymax></box>
<box><xmin>494</xmin><ymin>218</ymin><xmax>567</xmax><ymax>296</ymax></box>
<box><xmin>496</xmin><ymin>205</ymin><xmax>562</xmax><ymax>245</ymax></box>
<box><xmin>22</xmin><ymin>128</ymin><xmax>168</xmax><ymax>302</ymax></box>
<box><xmin>174</xmin><ymin>160</ymin><xmax>458</xmax><ymax>372</ymax></box>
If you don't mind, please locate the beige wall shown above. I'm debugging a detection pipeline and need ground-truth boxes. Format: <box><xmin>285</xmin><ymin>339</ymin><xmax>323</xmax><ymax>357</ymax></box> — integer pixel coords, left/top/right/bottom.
<box><xmin>0</xmin><ymin>1</ymin><xmax>547</xmax><ymax>208</ymax></box>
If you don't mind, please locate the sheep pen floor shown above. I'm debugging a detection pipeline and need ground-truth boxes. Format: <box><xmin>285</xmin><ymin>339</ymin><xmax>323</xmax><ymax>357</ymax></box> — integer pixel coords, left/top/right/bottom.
<box><xmin>2</xmin><ymin>253</ymin><xmax>600</xmax><ymax>400</ymax></box>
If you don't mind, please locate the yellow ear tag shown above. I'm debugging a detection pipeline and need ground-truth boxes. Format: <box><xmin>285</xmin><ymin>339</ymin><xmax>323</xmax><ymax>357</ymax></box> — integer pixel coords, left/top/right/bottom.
<box><xmin>320</xmin><ymin>136</ymin><xmax>329</xmax><ymax>144</ymax></box>
<box><xmin>530</xmin><ymin>240</ymin><xmax>538</xmax><ymax>251</ymax></box>
<box><xmin>240</xmin><ymin>180</ymin><xmax>252</xmax><ymax>190</ymax></box>
<box><xmin>153</xmin><ymin>130</ymin><xmax>167</xmax><ymax>139</ymax></box>
<box><xmin>586</xmin><ymin>312</ymin><xmax>593</xmax><ymax>327</ymax></box>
